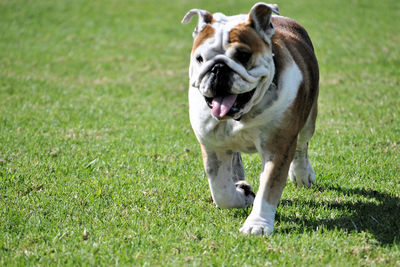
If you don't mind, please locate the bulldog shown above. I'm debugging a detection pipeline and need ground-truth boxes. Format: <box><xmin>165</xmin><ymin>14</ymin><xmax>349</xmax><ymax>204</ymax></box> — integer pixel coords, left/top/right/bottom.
<box><xmin>182</xmin><ymin>2</ymin><xmax>319</xmax><ymax>235</ymax></box>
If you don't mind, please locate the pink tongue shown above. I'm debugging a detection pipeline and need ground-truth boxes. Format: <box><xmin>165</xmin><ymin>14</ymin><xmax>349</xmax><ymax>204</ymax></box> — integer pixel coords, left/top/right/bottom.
<box><xmin>211</xmin><ymin>94</ymin><xmax>237</xmax><ymax>119</ymax></box>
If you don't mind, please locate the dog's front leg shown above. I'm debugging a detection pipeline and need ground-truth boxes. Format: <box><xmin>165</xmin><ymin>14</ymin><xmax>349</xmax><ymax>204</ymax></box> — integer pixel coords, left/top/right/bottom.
<box><xmin>201</xmin><ymin>145</ymin><xmax>255</xmax><ymax>209</ymax></box>
<box><xmin>240</xmin><ymin>139</ymin><xmax>297</xmax><ymax>235</ymax></box>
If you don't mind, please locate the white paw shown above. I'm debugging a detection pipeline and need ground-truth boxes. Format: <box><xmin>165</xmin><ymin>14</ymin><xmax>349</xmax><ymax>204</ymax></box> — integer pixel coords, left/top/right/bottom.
<box><xmin>239</xmin><ymin>216</ymin><xmax>274</xmax><ymax>236</ymax></box>
<box><xmin>289</xmin><ymin>159</ymin><xmax>315</xmax><ymax>187</ymax></box>
<box><xmin>239</xmin><ymin>198</ymin><xmax>276</xmax><ymax>236</ymax></box>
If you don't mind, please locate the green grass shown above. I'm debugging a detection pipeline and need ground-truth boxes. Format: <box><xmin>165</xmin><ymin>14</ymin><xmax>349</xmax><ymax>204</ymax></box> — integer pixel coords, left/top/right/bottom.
<box><xmin>1</xmin><ymin>0</ymin><xmax>399</xmax><ymax>265</ymax></box>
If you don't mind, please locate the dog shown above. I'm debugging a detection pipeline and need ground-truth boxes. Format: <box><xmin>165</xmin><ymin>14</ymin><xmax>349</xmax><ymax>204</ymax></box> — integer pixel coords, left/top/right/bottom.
<box><xmin>182</xmin><ymin>2</ymin><xmax>319</xmax><ymax>235</ymax></box>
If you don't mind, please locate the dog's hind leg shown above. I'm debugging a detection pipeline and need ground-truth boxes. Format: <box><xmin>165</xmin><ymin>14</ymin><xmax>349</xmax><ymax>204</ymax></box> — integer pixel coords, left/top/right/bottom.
<box><xmin>232</xmin><ymin>152</ymin><xmax>244</xmax><ymax>182</ymax></box>
<box><xmin>289</xmin><ymin>101</ymin><xmax>318</xmax><ymax>187</ymax></box>
<box><xmin>201</xmin><ymin>146</ymin><xmax>255</xmax><ymax>208</ymax></box>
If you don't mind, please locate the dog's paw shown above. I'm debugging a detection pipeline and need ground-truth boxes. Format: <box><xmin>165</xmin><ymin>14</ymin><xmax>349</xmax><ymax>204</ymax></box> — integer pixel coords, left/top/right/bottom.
<box><xmin>289</xmin><ymin>159</ymin><xmax>315</xmax><ymax>187</ymax></box>
<box><xmin>235</xmin><ymin>181</ymin><xmax>255</xmax><ymax>208</ymax></box>
<box><xmin>240</xmin><ymin>199</ymin><xmax>276</xmax><ymax>236</ymax></box>
<box><xmin>239</xmin><ymin>217</ymin><xmax>274</xmax><ymax>236</ymax></box>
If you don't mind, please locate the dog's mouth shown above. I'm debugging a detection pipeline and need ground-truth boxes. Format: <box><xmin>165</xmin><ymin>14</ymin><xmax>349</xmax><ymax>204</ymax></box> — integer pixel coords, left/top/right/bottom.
<box><xmin>205</xmin><ymin>88</ymin><xmax>256</xmax><ymax>119</ymax></box>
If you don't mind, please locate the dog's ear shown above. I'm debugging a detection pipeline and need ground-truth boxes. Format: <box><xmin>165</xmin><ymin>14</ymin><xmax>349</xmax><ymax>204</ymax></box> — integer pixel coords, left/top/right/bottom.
<box><xmin>182</xmin><ymin>9</ymin><xmax>214</xmax><ymax>39</ymax></box>
<box><xmin>249</xmin><ymin>3</ymin><xmax>280</xmax><ymax>43</ymax></box>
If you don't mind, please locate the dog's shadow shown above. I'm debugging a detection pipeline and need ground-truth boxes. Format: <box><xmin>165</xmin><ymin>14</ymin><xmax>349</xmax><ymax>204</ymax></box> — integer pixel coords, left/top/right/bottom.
<box><xmin>276</xmin><ymin>184</ymin><xmax>400</xmax><ymax>245</ymax></box>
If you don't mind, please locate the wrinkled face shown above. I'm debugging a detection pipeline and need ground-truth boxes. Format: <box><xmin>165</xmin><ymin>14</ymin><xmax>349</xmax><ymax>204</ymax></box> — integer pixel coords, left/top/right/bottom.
<box><xmin>184</xmin><ymin>5</ymin><xmax>278</xmax><ymax>120</ymax></box>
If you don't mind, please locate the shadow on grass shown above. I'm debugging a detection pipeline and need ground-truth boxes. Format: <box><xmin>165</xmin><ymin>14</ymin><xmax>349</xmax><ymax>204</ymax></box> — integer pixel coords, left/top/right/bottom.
<box><xmin>278</xmin><ymin>184</ymin><xmax>400</xmax><ymax>246</ymax></box>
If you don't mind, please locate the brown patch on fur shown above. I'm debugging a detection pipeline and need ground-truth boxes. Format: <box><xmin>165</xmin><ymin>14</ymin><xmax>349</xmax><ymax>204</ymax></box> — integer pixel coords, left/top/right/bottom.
<box><xmin>253</xmin><ymin>6</ymin><xmax>270</xmax><ymax>20</ymax></box>
<box><xmin>228</xmin><ymin>22</ymin><xmax>267</xmax><ymax>54</ymax></box>
<box><xmin>200</xmin><ymin>143</ymin><xmax>208</xmax><ymax>169</ymax></box>
<box><xmin>192</xmin><ymin>25</ymin><xmax>215</xmax><ymax>54</ymax></box>
<box><xmin>307</xmin><ymin>98</ymin><xmax>318</xmax><ymax>136</ymax></box>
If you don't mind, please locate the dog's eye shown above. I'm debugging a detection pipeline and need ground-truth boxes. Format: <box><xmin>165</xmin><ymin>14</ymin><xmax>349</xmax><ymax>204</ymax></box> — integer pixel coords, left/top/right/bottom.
<box><xmin>196</xmin><ymin>55</ymin><xmax>203</xmax><ymax>64</ymax></box>
<box><xmin>235</xmin><ymin>50</ymin><xmax>252</xmax><ymax>65</ymax></box>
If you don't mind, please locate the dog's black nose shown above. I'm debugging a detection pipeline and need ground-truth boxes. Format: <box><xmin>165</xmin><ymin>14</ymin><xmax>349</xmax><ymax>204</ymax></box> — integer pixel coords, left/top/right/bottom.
<box><xmin>209</xmin><ymin>62</ymin><xmax>232</xmax><ymax>96</ymax></box>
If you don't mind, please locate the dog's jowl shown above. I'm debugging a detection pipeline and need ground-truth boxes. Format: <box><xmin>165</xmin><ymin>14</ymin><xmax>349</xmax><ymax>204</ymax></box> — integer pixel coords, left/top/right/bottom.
<box><xmin>182</xmin><ymin>3</ymin><xmax>319</xmax><ymax>235</ymax></box>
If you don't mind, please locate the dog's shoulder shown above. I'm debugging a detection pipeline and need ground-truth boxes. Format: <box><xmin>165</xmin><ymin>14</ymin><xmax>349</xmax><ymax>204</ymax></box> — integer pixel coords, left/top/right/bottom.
<box><xmin>271</xmin><ymin>16</ymin><xmax>314</xmax><ymax>52</ymax></box>
<box><xmin>271</xmin><ymin>16</ymin><xmax>319</xmax><ymax>97</ymax></box>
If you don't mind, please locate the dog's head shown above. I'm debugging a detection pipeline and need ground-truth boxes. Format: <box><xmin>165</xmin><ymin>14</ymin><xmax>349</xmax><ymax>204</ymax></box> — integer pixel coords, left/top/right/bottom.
<box><xmin>182</xmin><ymin>3</ymin><xmax>279</xmax><ymax>120</ymax></box>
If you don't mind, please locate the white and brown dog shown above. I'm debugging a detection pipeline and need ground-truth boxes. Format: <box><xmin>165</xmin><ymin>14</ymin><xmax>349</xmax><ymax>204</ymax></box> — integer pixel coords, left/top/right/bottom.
<box><xmin>182</xmin><ymin>3</ymin><xmax>319</xmax><ymax>235</ymax></box>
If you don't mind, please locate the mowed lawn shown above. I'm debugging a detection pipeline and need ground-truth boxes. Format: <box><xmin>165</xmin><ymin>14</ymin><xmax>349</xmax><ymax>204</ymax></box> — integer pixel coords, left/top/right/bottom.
<box><xmin>1</xmin><ymin>0</ymin><xmax>399</xmax><ymax>265</ymax></box>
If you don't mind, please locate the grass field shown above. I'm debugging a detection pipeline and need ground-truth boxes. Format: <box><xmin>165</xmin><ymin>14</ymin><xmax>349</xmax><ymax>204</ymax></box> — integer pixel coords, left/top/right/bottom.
<box><xmin>1</xmin><ymin>0</ymin><xmax>399</xmax><ymax>265</ymax></box>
